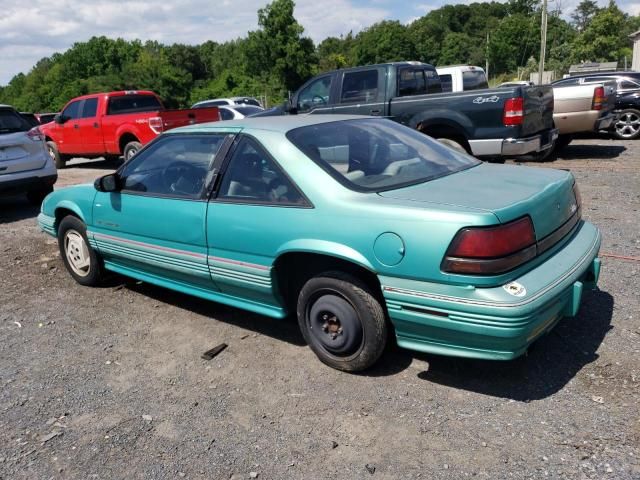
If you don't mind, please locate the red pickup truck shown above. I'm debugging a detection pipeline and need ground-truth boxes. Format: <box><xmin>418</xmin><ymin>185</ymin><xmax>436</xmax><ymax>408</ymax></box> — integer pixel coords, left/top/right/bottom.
<box><xmin>40</xmin><ymin>90</ymin><xmax>220</xmax><ymax>168</ymax></box>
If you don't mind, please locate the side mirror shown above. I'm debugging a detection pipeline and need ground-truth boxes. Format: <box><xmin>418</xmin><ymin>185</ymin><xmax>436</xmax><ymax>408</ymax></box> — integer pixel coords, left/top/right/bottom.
<box><xmin>94</xmin><ymin>173</ymin><xmax>119</xmax><ymax>192</ymax></box>
<box><xmin>286</xmin><ymin>99</ymin><xmax>298</xmax><ymax>115</ymax></box>
<box><xmin>54</xmin><ymin>114</ymin><xmax>67</xmax><ymax>124</ymax></box>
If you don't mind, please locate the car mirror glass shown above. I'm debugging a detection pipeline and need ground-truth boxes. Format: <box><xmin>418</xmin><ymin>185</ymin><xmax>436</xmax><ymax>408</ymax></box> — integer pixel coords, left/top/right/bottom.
<box><xmin>95</xmin><ymin>174</ymin><xmax>119</xmax><ymax>192</ymax></box>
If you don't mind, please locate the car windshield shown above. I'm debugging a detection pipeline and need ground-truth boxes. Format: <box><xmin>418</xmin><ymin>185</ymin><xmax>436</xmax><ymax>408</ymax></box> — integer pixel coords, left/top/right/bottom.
<box><xmin>0</xmin><ymin>108</ymin><xmax>31</xmax><ymax>134</ymax></box>
<box><xmin>286</xmin><ymin>118</ymin><xmax>480</xmax><ymax>192</ymax></box>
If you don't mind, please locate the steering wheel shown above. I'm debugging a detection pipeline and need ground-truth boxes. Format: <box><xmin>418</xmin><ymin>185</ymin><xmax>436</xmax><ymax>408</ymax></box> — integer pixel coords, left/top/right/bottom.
<box><xmin>312</xmin><ymin>95</ymin><xmax>327</xmax><ymax>105</ymax></box>
<box><xmin>161</xmin><ymin>161</ymin><xmax>202</xmax><ymax>196</ymax></box>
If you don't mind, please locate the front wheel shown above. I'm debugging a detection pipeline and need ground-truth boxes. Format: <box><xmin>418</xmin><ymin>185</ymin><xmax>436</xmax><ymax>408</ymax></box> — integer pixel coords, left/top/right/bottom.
<box><xmin>123</xmin><ymin>141</ymin><xmax>142</xmax><ymax>162</ymax></box>
<box><xmin>613</xmin><ymin>109</ymin><xmax>640</xmax><ymax>140</ymax></box>
<box><xmin>296</xmin><ymin>271</ymin><xmax>387</xmax><ymax>372</ymax></box>
<box><xmin>57</xmin><ymin>216</ymin><xmax>104</xmax><ymax>286</ymax></box>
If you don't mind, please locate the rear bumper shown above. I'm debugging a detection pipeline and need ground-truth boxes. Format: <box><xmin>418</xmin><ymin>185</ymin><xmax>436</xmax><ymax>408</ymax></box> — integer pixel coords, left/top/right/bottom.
<box><xmin>0</xmin><ymin>172</ymin><xmax>57</xmax><ymax>195</ymax></box>
<box><xmin>469</xmin><ymin>129</ymin><xmax>559</xmax><ymax>157</ymax></box>
<box><xmin>554</xmin><ymin>111</ymin><xmax>615</xmax><ymax>135</ymax></box>
<box><xmin>381</xmin><ymin>220</ymin><xmax>601</xmax><ymax>360</ymax></box>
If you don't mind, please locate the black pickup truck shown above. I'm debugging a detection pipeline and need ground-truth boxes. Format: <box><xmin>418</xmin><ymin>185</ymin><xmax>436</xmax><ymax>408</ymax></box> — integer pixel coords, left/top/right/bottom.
<box><xmin>258</xmin><ymin>62</ymin><xmax>558</xmax><ymax>161</ymax></box>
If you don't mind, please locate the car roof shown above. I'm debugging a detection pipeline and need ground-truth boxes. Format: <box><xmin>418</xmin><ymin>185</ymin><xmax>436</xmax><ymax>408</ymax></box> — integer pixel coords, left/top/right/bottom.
<box><xmin>170</xmin><ymin>114</ymin><xmax>375</xmax><ymax>134</ymax></box>
<box><xmin>563</xmin><ymin>71</ymin><xmax>640</xmax><ymax>79</ymax></box>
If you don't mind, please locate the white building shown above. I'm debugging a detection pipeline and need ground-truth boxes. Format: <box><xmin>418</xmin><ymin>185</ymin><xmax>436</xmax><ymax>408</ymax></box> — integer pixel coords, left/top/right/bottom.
<box><xmin>631</xmin><ymin>30</ymin><xmax>640</xmax><ymax>71</ymax></box>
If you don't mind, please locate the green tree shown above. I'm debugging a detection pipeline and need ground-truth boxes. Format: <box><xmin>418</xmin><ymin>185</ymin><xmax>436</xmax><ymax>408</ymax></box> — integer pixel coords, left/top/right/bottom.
<box><xmin>571</xmin><ymin>0</ymin><xmax>600</xmax><ymax>31</ymax></box>
<box><xmin>245</xmin><ymin>0</ymin><xmax>316</xmax><ymax>94</ymax></box>
<box><xmin>353</xmin><ymin>20</ymin><xmax>415</xmax><ymax>65</ymax></box>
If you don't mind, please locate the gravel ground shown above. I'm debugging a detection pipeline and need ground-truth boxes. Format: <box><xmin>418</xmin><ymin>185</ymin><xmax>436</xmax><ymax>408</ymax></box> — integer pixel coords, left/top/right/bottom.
<box><xmin>1</xmin><ymin>139</ymin><xmax>638</xmax><ymax>480</ymax></box>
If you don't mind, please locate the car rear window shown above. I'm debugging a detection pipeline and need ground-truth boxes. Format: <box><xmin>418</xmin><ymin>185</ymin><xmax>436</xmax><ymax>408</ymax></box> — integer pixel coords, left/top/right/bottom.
<box><xmin>439</xmin><ymin>74</ymin><xmax>453</xmax><ymax>92</ymax></box>
<box><xmin>0</xmin><ymin>108</ymin><xmax>31</xmax><ymax>134</ymax></box>
<box><xmin>286</xmin><ymin>118</ymin><xmax>480</xmax><ymax>192</ymax></box>
<box><xmin>233</xmin><ymin>106</ymin><xmax>263</xmax><ymax>116</ymax></box>
<box><xmin>462</xmin><ymin>71</ymin><xmax>488</xmax><ymax>90</ymax></box>
<box><xmin>107</xmin><ymin>95</ymin><xmax>162</xmax><ymax>115</ymax></box>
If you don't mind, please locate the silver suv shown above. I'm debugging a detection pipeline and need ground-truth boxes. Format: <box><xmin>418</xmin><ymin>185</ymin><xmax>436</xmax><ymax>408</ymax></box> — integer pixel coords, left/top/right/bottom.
<box><xmin>0</xmin><ymin>104</ymin><xmax>56</xmax><ymax>205</ymax></box>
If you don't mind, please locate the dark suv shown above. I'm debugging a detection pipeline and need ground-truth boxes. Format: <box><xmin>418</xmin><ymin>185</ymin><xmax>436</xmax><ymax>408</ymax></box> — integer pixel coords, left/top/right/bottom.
<box><xmin>553</xmin><ymin>72</ymin><xmax>640</xmax><ymax>139</ymax></box>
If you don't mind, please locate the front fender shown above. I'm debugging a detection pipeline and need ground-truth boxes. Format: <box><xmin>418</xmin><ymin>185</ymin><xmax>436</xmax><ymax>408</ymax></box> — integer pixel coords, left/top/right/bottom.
<box><xmin>276</xmin><ymin>239</ymin><xmax>375</xmax><ymax>271</ymax></box>
<box><xmin>54</xmin><ymin>200</ymin><xmax>87</xmax><ymax>223</ymax></box>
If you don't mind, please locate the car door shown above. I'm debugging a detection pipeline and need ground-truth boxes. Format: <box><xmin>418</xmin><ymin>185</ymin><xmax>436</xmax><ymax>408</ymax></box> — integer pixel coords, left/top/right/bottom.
<box><xmin>77</xmin><ymin>97</ymin><xmax>103</xmax><ymax>155</ymax></box>
<box><xmin>55</xmin><ymin>100</ymin><xmax>83</xmax><ymax>154</ymax></box>
<box><xmin>206</xmin><ymin>135</ymin><xmax>312</xmax><ymax>312</ymax></box>
<box><xmin>294</xmin><ymin>74</ymin><xmax>335</xmax><ymax>114</ymax></box>
<box><xmin>91</xmin><ymin>133</ymin><xmax>232</xmax><ymax>291</ymax></box>
<box><xmin>333</xmin><ymin>68</ymin><xmax>386</xmax><ymax>116</ymax></box>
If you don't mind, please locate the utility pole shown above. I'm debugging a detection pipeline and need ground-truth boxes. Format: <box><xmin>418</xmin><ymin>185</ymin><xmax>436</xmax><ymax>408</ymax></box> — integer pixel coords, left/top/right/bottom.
<box><xmin>485</xmin><ymin>32</ymin><xmax>490</xmax><ymax>80</ymax></box>
<box><xmin>538</xmin><ymin>0</ymin><xmax>548</xmax><ymax>85</ymax></box>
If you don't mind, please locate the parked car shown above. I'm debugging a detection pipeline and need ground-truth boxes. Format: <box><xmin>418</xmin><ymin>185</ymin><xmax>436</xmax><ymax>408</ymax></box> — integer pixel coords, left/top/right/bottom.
<box><xmin>499</xmin><ymin>81</ymin><xmax>534</xmax><ymax>87</ymax></box>
<box><xmin>436</xmin><ymin>65</ymin><xmax>489</xmax><ymax>92</ymax></box>
<box><xmin>218</xmin><ymin>105</ymin><xmax>264</xmax><ymax>120</ymax></box>
<box><xmin>254</xmin><ymin>61</ymin><xmax>558</xmax><ymax>162</ymax></box>
<box><xmin>35</xmin><ymin>113</ymin><xmax>58</xmax><ymax>124</ymax></box>
<box><xmin>192</xmin><ymin>97</ymin><xmax>263</xmax><ymax>108</ymax></box>
<box><xmin>39</xmin><ymin>90</ymin><xmax>220</xmax><ymax>168</ymax></box>
<box><xmin>552</xmin><ymin>72</ymin><xmax>640</xmax><ymax>139</ymax></box>
<box><xmin>551</xmin><ymin>81</ymin><xmax>617</xmax><ymax>149</ymax></box>
<box><xmin>38</xmin><ymin>115</ymin><xmax>600</xmax><ymax>371</ymax></box>
<box><xmin>1</xmin><ymin>104</ymin><xmax>57</xmax><ymax>205</ymax></box>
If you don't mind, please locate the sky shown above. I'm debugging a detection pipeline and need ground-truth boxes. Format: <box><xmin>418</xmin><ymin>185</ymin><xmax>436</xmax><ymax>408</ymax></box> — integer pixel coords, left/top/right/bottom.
<box><xmin>1</xmin><ymin>0</ymin><xmax>639</xmax><ymax>86</ymax></box>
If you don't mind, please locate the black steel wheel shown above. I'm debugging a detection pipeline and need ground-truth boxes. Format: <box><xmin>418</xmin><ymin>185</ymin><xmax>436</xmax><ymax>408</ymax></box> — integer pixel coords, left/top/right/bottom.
<box><xmin>297</xmin><ymin>271</ymin><xmax>387</xmax><ymax>372</ymax></box>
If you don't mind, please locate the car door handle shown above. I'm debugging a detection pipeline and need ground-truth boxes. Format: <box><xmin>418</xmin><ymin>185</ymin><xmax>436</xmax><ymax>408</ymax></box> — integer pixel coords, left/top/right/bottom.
<box><xmin>370</xmin><ymin>109</ymin><xmax>381</xmax><ymax>115</ymax></box>
<box><xmin>73</xmin><ymin>124</ymin><xmax>79</xmax><ymax>129</ymax></box>
<box><xmin>93</xmin><ymin>122</ymin><xmax>99</xmax><ymax>128</ymax></box>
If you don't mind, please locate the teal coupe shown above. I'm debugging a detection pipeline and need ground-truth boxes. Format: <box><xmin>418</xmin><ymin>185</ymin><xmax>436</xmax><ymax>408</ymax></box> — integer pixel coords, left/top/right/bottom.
<box><xmin>37</xmin><ymin>115</ymin><xmax>601</xmax><ymax>371</ymax></box>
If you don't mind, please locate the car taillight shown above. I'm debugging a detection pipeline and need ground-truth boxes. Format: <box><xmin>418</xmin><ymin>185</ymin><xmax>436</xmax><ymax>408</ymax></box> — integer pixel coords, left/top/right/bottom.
<box><xmin>591</xmin><ymin>86</ymin><xmax>605</xmax><ymax>110</ymax></box>
<box><xmin>442</xmin><ymin>217</ymin><xmax>537</xmax><ymax>275</ymax></box>
<box><xmin>148</xmin><ymin>116</ymin><xmax>164</xmax><ymax>134</ymax></box>
<box><xmin>503</xmin><ymin>97</ymin><xmax>524</xmax><ymax>126</ymax></box>
<box><xmin>27</xmin><ymin>127</ymin><xmax>44</xmax><ymax>142</ymax></box>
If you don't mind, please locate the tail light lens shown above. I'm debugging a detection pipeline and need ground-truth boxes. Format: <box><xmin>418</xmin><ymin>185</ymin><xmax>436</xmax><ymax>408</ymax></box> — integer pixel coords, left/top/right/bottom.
<box><xmin>27</xmin><ymin>127</ymin><xmax>44</xmax><ymax>142</ymax></box>
<box><xmin>148</xmin><ymin>116</ymin><xmax>164</xmax><ymax>134</ymax></box>
<box><xmin>442</xmin><ymin>217</ymin><xmax>537</xmax><ymax>275</ymax></box>
<box><xmin>591</xmin><ymin>86</ymin><xmax>605</xmax><ymax>110</ymax></box>
<box><xmin>503</xmin><ymin>97</ymin><xmax>524</xmax><ymax>126</ymax></box>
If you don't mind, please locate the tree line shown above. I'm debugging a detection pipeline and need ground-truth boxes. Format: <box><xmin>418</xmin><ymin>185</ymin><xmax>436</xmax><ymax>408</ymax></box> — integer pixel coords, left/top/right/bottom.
<box><xmin>1</xmin><ymin>0</ymin><xmax>638</xmax><ymax>112</ymax></box>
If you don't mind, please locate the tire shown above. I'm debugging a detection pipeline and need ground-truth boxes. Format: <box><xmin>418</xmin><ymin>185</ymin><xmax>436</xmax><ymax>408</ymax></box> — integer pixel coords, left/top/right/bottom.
<box><xmin>26</xmin><ymin>185</ymin><xmax>53</xmax><ymax>206</ymax></box>
<box><xmin>518</xmin><ymin>146</ymin><xmax>555</xmax><ymax>162</ymax></box>
<box><xmin>123</xmin><ymin>141</ymin><xmax>142</xmax><ymax>162</ymax></box>
<box><xmin>296</xmin><ymin>271</ymin><xmax>387</xmax><ymax>372</ymax></box>
<box><xmin>46</xmin><ymin>141</ymin><xmax>67</xmax><ymax>169</ymax></box>
<box><xmin>57</xmin><ymin>216</ymin><xmax>104</xmax><ymax>286</ymax></box>
<box><xmin>613</xmin><ymin>109</ymin><xmax>640</xmax><ymax>140</ymax></box>
<box><xmin>554</xmin><ymin>134</ymin><xmax>573</xmax><ymax>151</ymax></box>
<box><xmin>436</xmin><ymin>137</ymin><xmax>469</xmax><ymax>154</ymax></box>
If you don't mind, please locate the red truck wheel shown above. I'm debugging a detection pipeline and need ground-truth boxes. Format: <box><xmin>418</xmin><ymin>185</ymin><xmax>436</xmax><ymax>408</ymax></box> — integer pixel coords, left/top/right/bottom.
<box><xmin>123</xmin><ymin>141</ymin><xmax>142</xmax><ymax>162</ymax></box>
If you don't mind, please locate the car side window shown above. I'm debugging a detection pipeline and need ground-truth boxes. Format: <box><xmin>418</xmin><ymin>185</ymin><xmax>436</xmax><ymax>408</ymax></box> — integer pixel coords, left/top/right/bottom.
<box><xmin>554</xmin><ymin>78</ymin><xmax>580</xmax><ymax>86</ymax></box>
<box><xmin>398</xmin><ymin>68</ymin><xmax>426</xmax><ymax>97</ymax></box>
<box><xmin>119</xmin><ymin>134</ymin><xmax>228</xmax><ymax>199</ymax></box>
<box><xmin>219</xmin><ymin>108</ymin><xmax>234</xmax><ymax>120</ymax></box>
<box><xmin>297</xmin><ymin>76</ymin><xmax>332</xmax><ymax>113</ymax></box>
<box><xmin>217</xmin><ymin>137</ymin><xmax>305</xmax><ymax>206</ymax></box>
<box><xmin>620</xmin><ymin>80</ymin><xmax>639</xmax><ymax>89</ymax></box>
<box><xmin>439</xmin><ymin>74</ymin><xmax>453</xmax><ymax>92</ymax></box>
<box><xmin>425</xmin><ymin>69</ymin><xmax>442</xmax><ymax>93</ymax></box>
<box><xmin>62</xmin><ymin>101</ymin><xmax>81</xmax><ymax>120</ymax></box>
<box><xmin>81</xmin><ymin>98</ymin><xmax>98</xmax><ymax>118</ymax></box>
<box><xmin>341</xmin><ymin>70</ymin><xmax>379</xmax><ymax>104</ymax></box>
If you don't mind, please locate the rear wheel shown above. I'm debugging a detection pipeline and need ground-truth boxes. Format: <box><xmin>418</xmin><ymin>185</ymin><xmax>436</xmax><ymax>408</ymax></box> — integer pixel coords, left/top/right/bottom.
<box><xmin>296</xmin><ymin>271</ymin><xmax>387</xmax><ymax>372</ymax></box>
<box><xmin>46</xmin><ymin>141</ymin><xmax>67</xmax><ymax>169</ymax></box>
<box><xmin>57</xmin><ymin>216</ymin><xmax>104</xmax><ymax>286</ymax></box>
<box><xmin>26</xmin><ymin>185</ymin><xmax>53</xmax><ymax>206</ymax></box>
<box><xmin>613</xmin><ymin>109</ymin><xmax>640</xmax><ymax>140</ymax></box>
<box><xmin>123</xmin><ymin>141</ymin><xmax>142</xmax><ymax>162</ymax></box>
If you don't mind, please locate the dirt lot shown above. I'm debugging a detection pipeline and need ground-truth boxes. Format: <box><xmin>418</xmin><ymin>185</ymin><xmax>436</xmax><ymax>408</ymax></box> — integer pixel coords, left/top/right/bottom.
<box><xmin>1</xmin><ymin>139</ymin><xmax>639</xmax><ymax>480</ymax></box>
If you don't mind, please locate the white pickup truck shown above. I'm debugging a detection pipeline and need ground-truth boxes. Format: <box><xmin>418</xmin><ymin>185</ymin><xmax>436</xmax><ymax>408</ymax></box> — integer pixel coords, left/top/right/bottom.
<box><xmin>551</xmin><ymin>81</ymin><xmax>617</xmax><ymax>149</ymax></box>
<box><xmin>436</xmin><ymin>65</ymin><xmax>488</xmax><ymax>92</ymax></box>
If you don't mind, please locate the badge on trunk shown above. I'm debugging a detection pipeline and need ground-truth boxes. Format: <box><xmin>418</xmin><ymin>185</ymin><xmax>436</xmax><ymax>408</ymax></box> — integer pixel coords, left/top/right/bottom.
<box><xmin>503</xmin><ymin>281</ymin><xmax>527</xmax><ymax>297</ymax></box>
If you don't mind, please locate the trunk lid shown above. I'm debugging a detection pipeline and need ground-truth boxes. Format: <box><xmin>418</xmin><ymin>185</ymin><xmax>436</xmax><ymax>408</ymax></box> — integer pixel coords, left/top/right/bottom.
<box><xmin>0</xmin><ymin>131</ymin><xmax>48</xmax><ymax>175</ymax></box>
<box><xmin>520</xmin><ymin>85</ymin><xmax>555</xmax><ymax>137</ymax></box>
<box><xmin>379</xmin><ymin>164</ymin><xmax>577</xmax><ymax>240</ymax></box>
